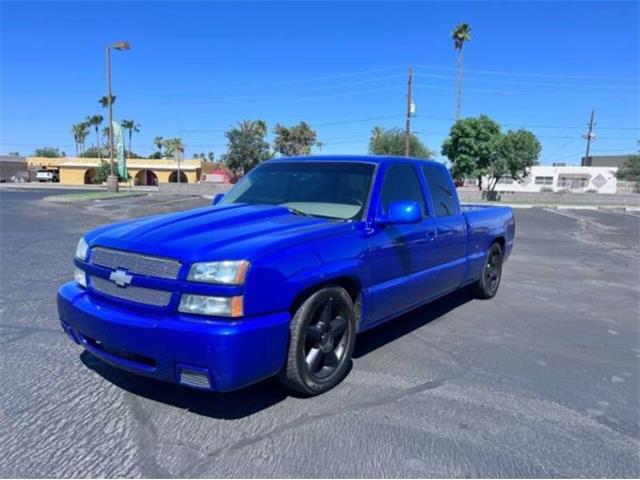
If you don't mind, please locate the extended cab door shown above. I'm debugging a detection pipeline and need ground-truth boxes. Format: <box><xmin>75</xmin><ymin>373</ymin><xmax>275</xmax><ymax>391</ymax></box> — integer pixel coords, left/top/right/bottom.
<box><xmin>420</xmin><ymin>164</ymin><xmax>467</xmax><ymax>294</ymax></box>
<box><xmin>367</xmin><ymin>163</ymin><xmax>442</xmax><ymax>324</ymax></box>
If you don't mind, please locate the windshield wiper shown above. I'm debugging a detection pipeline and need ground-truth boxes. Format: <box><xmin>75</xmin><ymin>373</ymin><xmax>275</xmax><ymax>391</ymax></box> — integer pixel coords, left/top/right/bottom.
<box><xmin>286</xmin><ymin>207</ymin><xmax>313</xmax><ymax>217</ymax></box>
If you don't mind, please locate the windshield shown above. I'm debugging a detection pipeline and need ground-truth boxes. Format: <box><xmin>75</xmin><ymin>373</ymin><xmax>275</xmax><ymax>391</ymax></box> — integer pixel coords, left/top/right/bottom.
<box><xmin>220</xmin><ymin>162</ymin><xmax>375</xmax><ymax>220</ymax></box>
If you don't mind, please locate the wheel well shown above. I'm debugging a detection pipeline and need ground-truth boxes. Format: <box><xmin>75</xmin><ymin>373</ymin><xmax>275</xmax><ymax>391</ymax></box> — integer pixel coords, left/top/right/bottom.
<box><xmin>290</xmin><ymin>276</ymin><xmax>361</xmax><ymax>315</ymax></box>
<box><xmin>493</xmin><ymin>236</ymin><xmax>505</xmax><ymax>252</ymax></box>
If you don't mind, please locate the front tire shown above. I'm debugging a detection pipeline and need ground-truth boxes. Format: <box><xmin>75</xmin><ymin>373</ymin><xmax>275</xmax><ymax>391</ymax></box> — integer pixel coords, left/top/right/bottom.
<box><xmin>472</xmin><ymin>242</ymin><xmax>503</xmax><ymax>299</ymax></box>
<box><xmin>278</xmin><ymin>286</ymin><xmax>356</xmax><ymax>395</ymax></box>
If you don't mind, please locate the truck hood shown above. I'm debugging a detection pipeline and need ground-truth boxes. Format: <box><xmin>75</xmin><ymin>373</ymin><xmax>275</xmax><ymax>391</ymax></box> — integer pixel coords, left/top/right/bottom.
<box><xmin>86</xmin><ymin>203</ymin><xmax>351</xmax><ymax>263</ymax></box>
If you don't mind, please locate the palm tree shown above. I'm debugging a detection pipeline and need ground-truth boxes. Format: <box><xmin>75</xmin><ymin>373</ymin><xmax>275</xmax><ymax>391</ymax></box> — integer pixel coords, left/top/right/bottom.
<box><xmin>99</xmin><ymin>95</ymin><xmax>116</xmax><ymax>108</ymax></box>
<box><xmin>121</xmin><ymin>120</ymin><xmax>140</xmax><ymax>159</ymax></box>
<box><xmin>86</xmin><ymin>115</ymin><xmax>104</xmax><ymax>158</ymax></box>
<box><xmin>76</xmin><ymin>122</ymin><xmax>88</xmax><ymax>155</ymax></box>
<box><xmin>71</xmin><ymin>122</ymin><xmax>89</xmax><ymax>156</ymax></box>
<box><xmin>71</xmin><ymin>123</ymin><xmax>81</xmax><ymax>157</ymax></box>
<box><xmin>163</xmin><ymin>137</ymin><xmax>184</xmax><ymax>158</ymax></box>
<box><xmin>452</xmin><ymin>22</ymin><xmax>472</xmax><ymax>121</ymax></box>
<box><xmin>154</xmin><ymin>136</ymin><xmax>164</xmax><ymax>157</ymax></box>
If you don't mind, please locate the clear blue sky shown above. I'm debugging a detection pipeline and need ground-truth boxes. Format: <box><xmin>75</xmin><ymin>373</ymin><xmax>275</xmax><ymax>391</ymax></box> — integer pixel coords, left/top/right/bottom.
<box><xmin>1</xmin><ymin>1</ymin><xmax>638</xmax><ymax>164</ymax></box>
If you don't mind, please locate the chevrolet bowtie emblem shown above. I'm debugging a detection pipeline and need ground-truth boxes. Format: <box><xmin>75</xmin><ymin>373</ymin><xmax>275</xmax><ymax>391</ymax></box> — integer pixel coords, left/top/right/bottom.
<box><xmin>109</xmin><ymin>268</ymin><xmax>133</xmax><ymax>287</ymax></box>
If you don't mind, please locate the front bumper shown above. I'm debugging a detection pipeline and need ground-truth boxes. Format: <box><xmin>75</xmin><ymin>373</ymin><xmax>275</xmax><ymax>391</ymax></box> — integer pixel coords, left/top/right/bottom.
<box><xmin>57</xmin><ymin>282</ymin><xmax>290</xmax><ymax>392</ymax></box>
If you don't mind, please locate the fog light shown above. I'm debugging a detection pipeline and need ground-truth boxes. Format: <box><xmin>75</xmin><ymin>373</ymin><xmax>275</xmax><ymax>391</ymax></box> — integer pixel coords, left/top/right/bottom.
<box><xmin>179</xmin><ymin>294</ymin><xmax>243</xmax><ymax>317</ymax></box>
<box><xmin>178</xmin><ymin>367</ymin><xmax>211</xmax><ymax>389</ymax></box>
<box><xmin>74</xmin><ymin>267</ymin><xmax>87</xmax><ymax>288</ymax></box>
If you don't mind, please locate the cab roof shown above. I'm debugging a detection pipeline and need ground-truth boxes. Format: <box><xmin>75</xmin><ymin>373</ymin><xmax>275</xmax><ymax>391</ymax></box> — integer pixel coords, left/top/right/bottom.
<box><xmin>268</xmin><ymin>155</ymin><xmax>444</xmax><ymax>168</ymax></box>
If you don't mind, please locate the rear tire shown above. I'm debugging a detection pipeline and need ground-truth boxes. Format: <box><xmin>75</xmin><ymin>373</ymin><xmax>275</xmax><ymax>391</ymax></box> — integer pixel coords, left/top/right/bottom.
<box><xmin>278</xmin><ymin>286</ymin><xmax>356</xmax><ymax>395</ymax></box>
<box><xmin>472</xmin><ymin>242</ymin><xmax>503</xmax><ymax>299</ymax></box>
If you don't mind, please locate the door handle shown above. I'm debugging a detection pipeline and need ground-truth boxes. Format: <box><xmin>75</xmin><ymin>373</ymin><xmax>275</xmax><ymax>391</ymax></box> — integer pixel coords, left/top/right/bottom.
<box><xmin>426</xmin><ymin>231</ymin><xmax>437</xmax><ymax>242</ymax></box>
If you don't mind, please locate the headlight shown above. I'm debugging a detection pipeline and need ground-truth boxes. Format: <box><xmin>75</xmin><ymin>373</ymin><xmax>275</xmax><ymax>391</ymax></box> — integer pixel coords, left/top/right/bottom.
<box><xmin>75</xmin><ymin>237</ymin><xmax>89</xmax><ymax>261</ymax></box>
<box><xmin>179</xmin><ymin>294</ymin><xmax>243</xmax><ymax>317</ymax></box>
<box><xmin>74</xmin><ymin>267</ymin><xmax>87</xmax><ymax>288</ymax></box>
<box><xmin>187</xmin><ymin>260</ymin><xmax>249</xmax><ymax>285</ymax></box>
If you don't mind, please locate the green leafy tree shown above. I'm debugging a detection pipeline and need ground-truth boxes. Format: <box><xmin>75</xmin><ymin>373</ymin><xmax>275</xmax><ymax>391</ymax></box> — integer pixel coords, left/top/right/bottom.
<box><xmin>79</xmin><ymin>147</ymin><xmax>103</xmax><ymax>158</ymax></box>
<box><xmin>487</xmin><ymin>129</ymin><xmax>541</xmax><ymax>191</ymax></box>
<box><xmin>94</xmin><ymin>159</ymin><xmax>112</xmax><ymax>183</ymax></box>
<box><xmin>222</xmin><ymin>120</ymin><xmax>273</xmax><ymax>177</ymax></box>
<box><xmin>273</xmin><ymin>121</ymin><xmax>318</xmax><ymax>156</ymax></box>
<box><xmin>94</xmin><ymin>159</ymin><xmax>129</xmax><ymax>183</ymax></box>
<box><xmin>207</xmin><ymin>152</ymin><xmax>215</xmax><ymax>161</ymax></box>
<box><xmin>615</xmin><ymin>154</ymin><xmax>640</xmax><ymax>186</ymax></box>
<box><xmin>452</xmin><ymin>22</ymin><xmax>472</xmax><ymax>120</ymax></box>
<box><xmin>441</xmin><ymin>115</ymin><xmax>501</xmax><ymax>190</ymax></box>
<box><xmin>33</xmin><ymin>147</ymin><xmax>63</xmax><ymax>158</ymax></box>
<box><xmin>121</xmin><ymin>120</ymin><xmax>140</xmax><ymax>159</ymax></box>
<box><xmin>8</xmin><ymin>151</ymin><xmax>20</xmax><ymax>156</ymax></box>
<box><xmin>368</xmin><ymin>127</ymin><xmax>434</xmax><ymax>159</ymax></box>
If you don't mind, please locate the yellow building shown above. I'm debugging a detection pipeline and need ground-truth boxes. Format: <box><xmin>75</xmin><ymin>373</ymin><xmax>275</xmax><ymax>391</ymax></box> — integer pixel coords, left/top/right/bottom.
<box><xmin>27</xmin><ymin>157</ymin><xmax>203</xmax><ymax>186</ymax></box>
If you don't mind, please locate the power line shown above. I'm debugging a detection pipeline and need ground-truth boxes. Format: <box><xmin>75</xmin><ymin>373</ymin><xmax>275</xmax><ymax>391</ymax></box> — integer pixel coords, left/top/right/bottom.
<box><xmin>314</xmin><ymin>114</ymin><xmax>404</xmax><ymax>127</ymax></box>
<box><xmin>139</xmin><ymin>65</ymin><xmax>407</xmax><ymax>95</ymax></box>
<box><xmin>543</xmin><ymin>138</ymin><xmax>579</xmax><ymax>158</ymax></box>
<box><xmin>413</xmin><ymin>83</ymin><xmax>637</xmax><ymax>98</ymax></box>
<box><xmin>411</xmin><ymin>114</ymin><xmax>639</xmax><ymax>131</ymax></box>
<box><xmin>414</xmin><ymin>72</ymin><xmax>639</xmax><ymax>90</ymax></box>
<box><xmin>169</xmin><ymin>83</ymin><xmax>404</xmax><ymax>106</ymax></box>
<box><xmin>414</xmin><ymin>64</ymin><xmax>639</xmax><ymax>81</ymax></box>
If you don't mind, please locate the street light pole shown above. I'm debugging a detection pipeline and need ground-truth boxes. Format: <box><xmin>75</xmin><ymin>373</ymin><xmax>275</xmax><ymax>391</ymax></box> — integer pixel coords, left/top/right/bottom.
<box><xmin>105</xmin><ymin>41</ymin><xmax>131</xmax><ymax>193</ymax></box>
<box><xmin>106</xmin><ymin>46</ymin><xmax>116</xmax><ymax>190</ymax></box>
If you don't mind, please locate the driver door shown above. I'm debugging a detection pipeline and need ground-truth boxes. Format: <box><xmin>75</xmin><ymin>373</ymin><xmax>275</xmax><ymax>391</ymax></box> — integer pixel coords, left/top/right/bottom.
<box><xmin>367</xmin><ymin>163</ymin><xmax>440</xmax><ymax>325</ymax></box>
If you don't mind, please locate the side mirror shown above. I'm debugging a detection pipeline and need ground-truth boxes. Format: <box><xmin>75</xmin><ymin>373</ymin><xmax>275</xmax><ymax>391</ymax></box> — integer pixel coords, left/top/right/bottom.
<box><xmin>212</xmin><ymin>193</ymin><xmax>225</xmax><ymax>205</ymax></box>
<box><xmin>384</xmin><ymin>201</ymin><xmax>422</xmax><ymax>224</ymax></box>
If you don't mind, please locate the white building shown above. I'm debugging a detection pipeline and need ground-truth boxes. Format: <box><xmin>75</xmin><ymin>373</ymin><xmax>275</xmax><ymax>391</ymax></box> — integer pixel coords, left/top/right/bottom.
<box><xmin>489</xmin><ymin>165</ymin><xmax>618</xmax><ymax>194</ymax></box>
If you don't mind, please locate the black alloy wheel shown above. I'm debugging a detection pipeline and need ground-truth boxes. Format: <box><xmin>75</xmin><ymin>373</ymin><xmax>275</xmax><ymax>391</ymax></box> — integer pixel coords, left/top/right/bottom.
<box><xmin>472</xmin><ymin>242</ymin><xmax>503</xmax><ymax>299</ymax></box>
<box><xmin>303</xmin><ymin>298</ymin><xmax>350</xmax><ymax>380</ymax></box>
<box><xmin>278</xmin><ymin>286</ymin><xmax>356</xmax><ymax>395</ymax></box>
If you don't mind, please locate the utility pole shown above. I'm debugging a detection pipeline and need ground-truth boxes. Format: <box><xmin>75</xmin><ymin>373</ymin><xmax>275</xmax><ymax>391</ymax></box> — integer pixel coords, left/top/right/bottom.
<box><xmin>583</xmin><ymin>110</ymin><xmax>596</xmax><ymax>166</ymax></box>
<box><xmin>404</xmin><ymin>66</ymin><xmax>414</xmax><ymax>157</ymax></box>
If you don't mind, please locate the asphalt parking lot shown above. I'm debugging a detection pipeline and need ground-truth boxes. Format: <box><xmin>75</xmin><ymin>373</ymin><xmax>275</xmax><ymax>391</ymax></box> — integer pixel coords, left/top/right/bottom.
<box><xmin>1</xmin><ymin>188</ymin><xmax>639</xmax><ymax>478</ymax></box>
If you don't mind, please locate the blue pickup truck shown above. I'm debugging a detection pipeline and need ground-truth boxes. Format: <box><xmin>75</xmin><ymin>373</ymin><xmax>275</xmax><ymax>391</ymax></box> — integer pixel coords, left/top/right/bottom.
<box><xmin>58</xmin><ymin>156</ymin><xmax>515</xmax><ymax>395</ymax></box>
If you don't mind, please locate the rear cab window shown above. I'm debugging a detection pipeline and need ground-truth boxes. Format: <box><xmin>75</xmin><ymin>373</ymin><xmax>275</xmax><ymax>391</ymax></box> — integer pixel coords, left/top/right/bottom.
<box><xmin>422</xmin><ymin>164</ymin><xmax>459</xmax><ymax>217</ymax></box>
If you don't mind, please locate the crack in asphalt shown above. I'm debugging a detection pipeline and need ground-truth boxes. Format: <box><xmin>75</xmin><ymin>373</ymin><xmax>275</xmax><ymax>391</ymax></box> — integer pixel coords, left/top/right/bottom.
<box><xmin>180</xmin><ymin>378</ymin><xmax>449</xmax><ymax>477</ymax></box>
<box><xmin>122</xmin><ymin>392</ymin><xmax>174</xmax><ymax>478</ymax></box>
<box><xmin>544</xmin><ymin>208</ymin><xmax>640</xmax><ymax>259</ymax></box>
<box><xmin>0</xmin><ymin>324</ymin><xmax>63</xmax><ymax>345</ymax></box>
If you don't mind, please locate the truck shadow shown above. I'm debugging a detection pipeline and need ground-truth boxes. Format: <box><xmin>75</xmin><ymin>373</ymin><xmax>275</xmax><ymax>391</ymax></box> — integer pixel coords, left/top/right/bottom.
<box><xmin>80</xmin><ymin>288</ymin><xmax>473</xmax><ymax>419</ymax></box>
<box><xmin>353</xmin><ymin>288</ymin><xmax>474</xmax><ymax>358</ymax></box>
<box><xmin>80</xmin><ymin>351</ymin><xmax>288</xmax><ymax>419</ymax></box>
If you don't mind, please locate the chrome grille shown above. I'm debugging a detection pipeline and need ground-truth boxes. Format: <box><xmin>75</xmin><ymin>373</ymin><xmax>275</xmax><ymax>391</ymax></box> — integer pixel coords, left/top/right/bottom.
<box><xmin>91</xmin><ymin>247</ymin><xmax>181</xmax><ymax>279</ymax></box>
<box><xmin>89</xmin><ymin>276</ymin><xmax>172</xmax><ymax>307</ymax></box>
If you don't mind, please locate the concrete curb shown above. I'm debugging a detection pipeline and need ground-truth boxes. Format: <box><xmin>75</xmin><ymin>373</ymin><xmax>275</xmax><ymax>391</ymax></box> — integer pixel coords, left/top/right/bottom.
<box><xmin>0</xmin><ymin>183</ymin><xmax>157</xmax><ymax>192</ymax></box>
<box><xmin>493</xmin><ymin>203</ymin><xmax>640</xmax><ymax>211</ymax></box>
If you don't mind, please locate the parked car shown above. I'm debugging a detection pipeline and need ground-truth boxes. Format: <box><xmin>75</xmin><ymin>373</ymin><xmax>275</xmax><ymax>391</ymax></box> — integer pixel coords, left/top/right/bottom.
<box><xmin>36</xmin><ymin>169</ymin><xmax>59</xmax><ymax>182</ymax></box>
<box><xmin>58</xmin><ymin>156</ymin><xmax>515</xmax><ymax>395</ymax></box>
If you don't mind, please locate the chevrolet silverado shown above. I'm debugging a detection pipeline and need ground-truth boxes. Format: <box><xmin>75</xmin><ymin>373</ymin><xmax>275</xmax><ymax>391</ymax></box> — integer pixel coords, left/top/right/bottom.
<box><xmin>58</xmin><ymin>156</ymin><xmax>515</xmax><ymax>395</ymax></box>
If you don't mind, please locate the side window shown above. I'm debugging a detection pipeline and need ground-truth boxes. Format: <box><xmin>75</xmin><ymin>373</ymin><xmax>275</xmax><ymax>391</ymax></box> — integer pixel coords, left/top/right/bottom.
<box><xmin>379</xmin><ymin>164</ymin><xmax>427</xmax><ymax>216</ymax></box>
<box><xmin>422</xmin><ymin>165</ymin><xmax>458</xmax><ymax>217</ymax></box>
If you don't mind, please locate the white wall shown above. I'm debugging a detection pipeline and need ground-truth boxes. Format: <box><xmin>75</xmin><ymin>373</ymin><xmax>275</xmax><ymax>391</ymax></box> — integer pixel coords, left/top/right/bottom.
<box><xmin>485</xmin><ymin>166</ymin><xmax>618</xmax><ymax>194</ymax></box>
